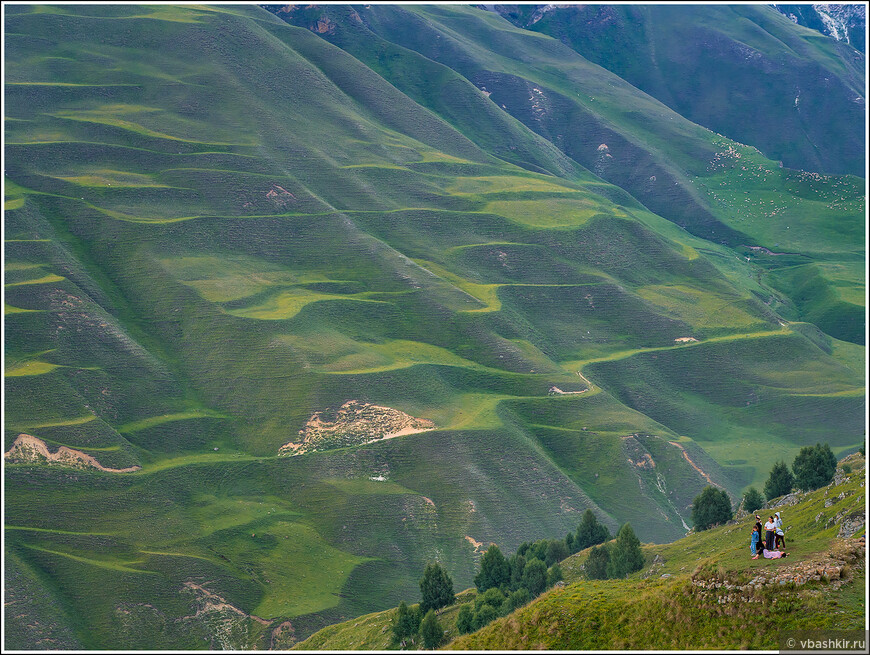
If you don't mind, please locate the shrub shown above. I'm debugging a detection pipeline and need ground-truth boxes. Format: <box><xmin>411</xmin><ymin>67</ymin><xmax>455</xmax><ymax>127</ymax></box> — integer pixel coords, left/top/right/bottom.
<box><xmin>547</xmin><ymin>563</ymin><xmax>563</xmax><ymax>588</ymax></box>
<box><xmin>474</xmin><ymin>544</ymin><xmax>510</xmax><ymax>592</ymax></box>
<box><xmin>545</xmin><ymin>539</ymin><xmax>569</xmax><ymax>566</ymax></box>
<box><xmin>473</xmin><ymin>603</ymin><xmax>498</xmax><ymax>631</ymax></box>
<box><xmin>419</xmin><ymin>609</ymin><xmax>443</xmax><ymax>649</ymax></box>
<box><xmin>392</xmin><ymin>600</ymin><xmax>421</xmax><ymax>643</ymax></box>
<box><xmin>419</xmin><ymin>562</ymin><xmax>454</xmax><ymax>613</ymax></box>
<box><xmin>691</xmin><ymin>486</ymin><xmax>733</xmax><ymax>530</ymax></box>
<box><xmin>764</xmin><ymin>460</ymin><xmax>795</xmax><ymax>500</ymax></box>
<box><xmin>842</xmin><ymin>464</ymin><xmax>852</xmax><ymax>475</ymax></box>
<box><xmin>521</xmin><ymin>557</ymin><xmax>548</xmax><ymax>596</ymax></box>
<box><xmin>607</xmin><ymin>523</ymin><xmax>644</xmax><ymax>579</ymax></box>
<box><xmin>455</xmin><ymin>604</ymin><xmax>474</xmax><ymax>635</ymax></box>
<box><xmin>792</xmin><ymin>443</ymin><xmax>837</xmax><ymax>491</ymax></box>
<box><xmin>585</xmin><ymin>544</ymin><xmax>610</xmax><ymax>580</ymax></box>
<box><xmin>474</xmin><ymin>587</ymin><xmax>505</xmax><ymax>612</ymax></box>
<box><xmin>575</xmin><ymin>509</ymin><xmax>611</xmax><ymax>551</ymax></box>
<box><xmin>505</xmin><ymin>587</ymin><xmax>530</xmax><ymax>612</ymax></box>
<box><xmin>565</xmin><ymin>531</ymin><xmax>576</xmax><ymax>553</ymax></box>
<box><xmin>742</xmin><ymin>487</ymin><xmax>764</xmax><ymax>513</ymax></box>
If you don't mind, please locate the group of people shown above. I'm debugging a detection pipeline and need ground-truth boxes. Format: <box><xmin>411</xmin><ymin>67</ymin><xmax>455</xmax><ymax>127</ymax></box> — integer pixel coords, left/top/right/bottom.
<box><xmin>750</xmin><ymin>511</ymin><xmax>788</xmax><ymax>559</ymax></box>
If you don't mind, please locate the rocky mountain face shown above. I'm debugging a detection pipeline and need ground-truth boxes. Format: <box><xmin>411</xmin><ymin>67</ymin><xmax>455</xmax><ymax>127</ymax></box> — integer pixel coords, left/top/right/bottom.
<box><xmin>773</xmin><ymin>3</ymin><xmax>866</xmax><ymax>52</ymax></box>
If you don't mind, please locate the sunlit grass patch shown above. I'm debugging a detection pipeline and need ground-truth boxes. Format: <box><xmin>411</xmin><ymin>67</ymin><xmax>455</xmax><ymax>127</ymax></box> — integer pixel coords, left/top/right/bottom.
<box><xmin>447</xmin><ymin>175</ymin><xmax>579</xmax><ymax>195</ymax></box>
<box><xmin>5</xmin><ymin>361</ymin><xmax>60</xmax><ymax>377</ymax></box>
<box><xmin>485</xmin><ymin>198</ymin><xmax>601</xmax><ymax>228</ymax></box>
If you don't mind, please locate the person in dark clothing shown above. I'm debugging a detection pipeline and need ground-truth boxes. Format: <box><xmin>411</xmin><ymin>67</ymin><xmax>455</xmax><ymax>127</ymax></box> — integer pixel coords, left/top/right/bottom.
<box><xmin>764</xmin><ymin>516</ymin><xmax>776</xmax><ymax>550</ymax></box>
<box><xmin>754</xmin><ymin>515</ymin><xmax>764</xmax><ymax>553</ymax></box>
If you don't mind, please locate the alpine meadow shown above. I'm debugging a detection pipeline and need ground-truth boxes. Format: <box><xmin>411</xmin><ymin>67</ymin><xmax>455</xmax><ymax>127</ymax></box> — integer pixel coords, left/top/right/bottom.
<box><xmin>3</xmin><ymin>3</ymin><xmax>866</xmax><ymax>651</ymax></box>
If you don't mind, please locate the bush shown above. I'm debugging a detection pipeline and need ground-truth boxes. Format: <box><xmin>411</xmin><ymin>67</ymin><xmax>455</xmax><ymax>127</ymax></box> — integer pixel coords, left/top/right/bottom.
<box><xmin>474</xmin><ymin>587</ymin><xmax>505</xmax><ymax>612</ymax></box>
<box><xmin>546</xmin><ymin>563</ymin><xmax>563</xmax><ymax>588</ymax></box>
<box><xmin>742</xmin><ymin>487</ymin><xmax>764</xmax><ymax>513</ymax></box>
<box><xmin>473</xmin><ymin>603</ymin><xmax>498</xmax><ymax>631</ymax></box>
<box><xmin>521</xmin><ymin>557</ymin><xmax>548</xmax><ymax>596</ymax></box>
<box><xmin>585</xmin><ymin>544</ymin><xmax>610</xmax><ymax>580</ymax></box>
<box><xmin>764</xmin><ymin>460</ymin><xmax>795</xmax><ymax>500</ymax></box>
<box><xmin>545</xmin><ymin>539</ymin><xmax>569</xmax><ymax>566</ymax></box>
<box><xmin>419</xmin><ymin>562</ymin><xmax>454</xmax><ymax>613</ymax></box>
<box><xmin>455</xmin><ymin>604</ymin><xmax>474</xmax><ymax>635</ymax></box>
<box><xmin>565</xmin><ymin>531</ymin><xmax>576</xmax><ymax>553</ymax></box>
<box><xmin>392</xmin><ymin>601</ymin><xmax>421</xmax><ymax>643</ymax></box>
<box><xmin>792</xmin><ymin>443</ymin><xmax>837</xmax><ymax>492</ymax></box>
<box><xmin>419</xmin><ymin>609</ymin><xmax>443</xmax><ymax>649</ymax></box>
<box><xmin>505</xmin><ymin>587</ymin><xmax>530</xmax><ymax>612</ymax></box>
<box><xmin>474</xmin><ymin>544</ymin><xmax>510</xmax><ymax>592</ymax></box>
<box><xmin>691</xmin><ymin>486</ymin><xmax>733</xmax><ymax>530</ymax></box>
<box><xmin>575</xmin><ymin>509</ymin><xmax>611</xmax><ymax>552</ymax></box>
<box><xmin>607</xmin><ymin>524</ymin><xmax>644</xmax><ymax>579</ymax></box>
<box><xmin>842</xmin><ymin>464</ymin><xmax>852</xmax><ymax>475</ymax></box>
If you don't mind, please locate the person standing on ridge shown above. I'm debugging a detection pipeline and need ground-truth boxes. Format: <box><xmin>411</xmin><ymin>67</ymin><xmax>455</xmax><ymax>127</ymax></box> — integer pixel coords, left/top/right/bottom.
<box><xmin>764</xmin><ymin>515</ymin><xmax>776</xmax><ymax>551</ymax></box>
<box><xmin>773</xmin><ymin>511</ymin><xmax>785</xmax><ymax>549</ymax></box>
<box><xmin>750</xmin><ymin>525</ymin><xmax>761</xmax><ymax>559</ymax></box>
<box><xmin>754</xmin><ymin>515</ymin><xmax>764</xmax><ymax>555</ymax></box>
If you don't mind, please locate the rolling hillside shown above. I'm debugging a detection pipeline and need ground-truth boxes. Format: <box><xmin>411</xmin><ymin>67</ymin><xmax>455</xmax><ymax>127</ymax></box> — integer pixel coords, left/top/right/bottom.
<box><xmin>3</xmin><ymin>3</ymin><xmax>865</xmax><ymax>649</ymax></box>
<box><xmin>287</xmin><ymin>454</ymin><xmax>867</xmax><ymax>650</ymax></box>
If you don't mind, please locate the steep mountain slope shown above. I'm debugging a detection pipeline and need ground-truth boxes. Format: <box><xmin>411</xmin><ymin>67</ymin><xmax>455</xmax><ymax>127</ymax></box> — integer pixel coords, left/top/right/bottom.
<box><xmin>486</xmin><ymin>3</ymin><xmax>865</xmax><ymax>176</ymax></box>
<box><xmin>271</xmin><ymin>3</ymin><xmax>865</xmax><ymax>347</ymax></box>
<box><xmin>3</xmin><ymin>3</ymin><xmax>865</xmax><ymax>650</ymax></box>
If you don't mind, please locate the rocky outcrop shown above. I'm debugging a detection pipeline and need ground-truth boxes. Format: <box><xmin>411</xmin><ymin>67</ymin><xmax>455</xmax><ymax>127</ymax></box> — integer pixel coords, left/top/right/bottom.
<box><xmin>279</xmin><ymin>400</ymin><xmax>435</xmax><ymax>456</ymax></box>
<box><xmin>691</xmin><ymin>537</ymin><xmax>865</xmax><ymax>602</ymax></box>
<box><xmin>4</xmin><ymin>434</ymin><xmax>140</xmax><ymax>473</ymax></box>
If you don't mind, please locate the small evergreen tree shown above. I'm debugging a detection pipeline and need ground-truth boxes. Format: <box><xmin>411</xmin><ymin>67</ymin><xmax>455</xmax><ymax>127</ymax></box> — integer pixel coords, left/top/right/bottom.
<box><xmin>545</xmin><ymin>539</ymin><xmax>569</xmax><ymax>567</ymax></box>
<box><xmin>585</xmin><ymin>544</ymin><xmax>610</xmax><ymax>580</ymax></box>
<box><xmin>473</xmin><ymin>603</ymin><xmax>498</xmax><ymax>631</ymax></box>
<box><xmin>505</xmin><ymin>587</ymin><xmax>531</xmax><ymax>612</ymax></box>
<box><xmin>392</xmin><ymin>601</ymin><xmax>421</xmax><ymax>644</ymax></box>
<box><xmin>546</xmin><ymin>563</ymin><xmax>563</xmax><ymax>588</ymax></box>
<box><xmin>455</xmin><ymin>604</ymin><xmax>474</xmax><ymax>635</ymax></box>
<box><xmin>606</xmin><ymin>524</ymin><xmax>644</xmax><ymax>579</ymax></box>
<box><xmin>565</xmin><ymin>531</ymin><xmax>576</xmax><ymax>553</ymax></box>
<box><xmin>508</xmin><ymin>553</ymin><xmax>526</xmax><ymax>591</ymax></box>
<box><xmin>521</xmin><ymin>557</ymin><xmax>548</xmax><ymax>596</ymax></box>
<box><xmin>764</xmin><ymin>460</ymin><xmax>795</xmax><ymax>500</ymax></box>
<box><xmin>792</xmin><ymin>443</ymin><xmax>838</xmax><ymax>491</ymax></box>
<box><xmin>419</xmin><ymin>609</ymin><xmax>443</xmax><ymax>649</ymax></box>
<box><xmin>742</xmin><ymin>487</ymin><xmax>764</xmax><ymax>513</ymax></box>
<box><xmin>474</xmin><ymin>544</ymin><xmax>510</xmax><ymax>592</ymax></box>
<box><xmin>575</xmin><ymin>509</ymin><xmax>611</xmax><ymax>551</ymax></box>
<box><xmin>691</xmin><ymin>486</ymin><xmax>733</xmax><ymax>531</ymax></box>
<box><xmin>419</xmin><ymin>562</ymin><xmax>455</xmax><ymax>613</ymax></box>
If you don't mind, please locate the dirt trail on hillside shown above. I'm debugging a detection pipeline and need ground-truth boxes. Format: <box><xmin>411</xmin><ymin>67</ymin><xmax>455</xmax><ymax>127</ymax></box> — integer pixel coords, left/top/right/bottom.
<box><xmin>668</xmin><ymin>441</ymin><xmax>719</xmax><ymax>488</ymax></box>
<box><xmin>4</xmin><ymin>434</ymin><xmax>140</xmax><ymax>472</ymax></box>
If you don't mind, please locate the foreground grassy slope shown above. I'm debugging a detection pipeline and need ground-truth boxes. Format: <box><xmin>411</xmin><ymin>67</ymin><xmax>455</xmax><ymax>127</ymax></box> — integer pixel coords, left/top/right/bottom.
<box><xmin>294</xmin><ymin>456</ymin><xmax>865</xmax><ymax>650</ymax></box>
<box><xmin>452</xmin><ymin>455</ymin><xmax>866</xmax><ymax>650</ymax></box>
<box><xmin>4</xmin><ymin>4</ymin><xmax>865</xmax><ymax>650</ymax></box>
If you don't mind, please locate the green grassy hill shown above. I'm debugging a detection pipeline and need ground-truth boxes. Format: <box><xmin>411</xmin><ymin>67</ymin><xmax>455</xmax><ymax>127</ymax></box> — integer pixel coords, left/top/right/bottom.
<box><xmin>4</xmin><ymin>4</ymin><xmax>864</xmax><ymax>649</ymax></box>
<box><xmin>291</xmin><ymin>454</ymin><xmax>866</xmax><ymax>650</ymax></box>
